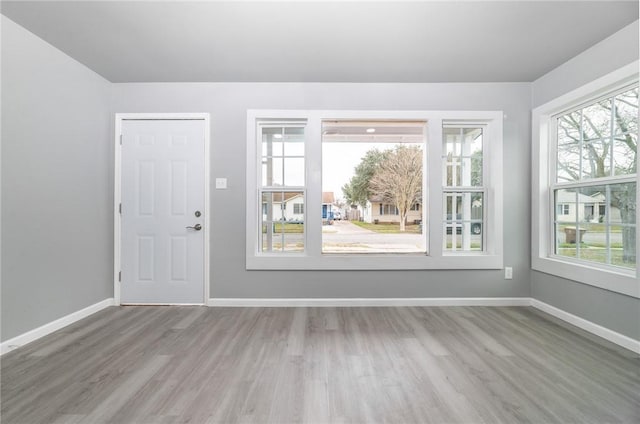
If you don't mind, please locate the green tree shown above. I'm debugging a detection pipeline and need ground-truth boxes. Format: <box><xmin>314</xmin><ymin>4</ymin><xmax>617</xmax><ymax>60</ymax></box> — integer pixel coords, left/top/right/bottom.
<box><xmin>342</xmin><ymin>149</ymin><xmax>386</xmax><ymax>208</ymax></box>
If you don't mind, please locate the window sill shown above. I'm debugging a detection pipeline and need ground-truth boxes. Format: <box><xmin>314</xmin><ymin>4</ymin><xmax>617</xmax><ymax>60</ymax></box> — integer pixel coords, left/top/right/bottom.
<box><xmin>532</xmin><ymin>256</ymin><xmax>639</xmax><ymax>298</ymax></box>
<box><xmin>246</xmin><ymin>254</ymin><xmax>503</xmax><ymax>270</ymax></box>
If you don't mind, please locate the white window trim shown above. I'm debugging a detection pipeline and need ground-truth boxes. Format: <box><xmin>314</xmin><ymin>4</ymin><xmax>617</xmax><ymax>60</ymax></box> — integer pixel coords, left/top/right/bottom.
<box><xmin>247</xmin><ymin>110</ymin><xmax>503</xmax><ymax>270</ymax></box>
<box><xmin>532</xmin><ymin>61</ymin><xmax>640</xmax><ymax>298</ymax></box>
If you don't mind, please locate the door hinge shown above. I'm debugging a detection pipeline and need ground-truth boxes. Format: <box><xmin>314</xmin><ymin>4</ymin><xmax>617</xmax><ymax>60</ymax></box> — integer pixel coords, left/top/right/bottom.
<box><xmin>118</xmin><ymin>271</ymin><xmax>122</xmax><ymax>282</ymax></box>
<box><xmin>119</xmin><ymin>203</ymin><xmax>122</xmax><ymax>214</ymax></box>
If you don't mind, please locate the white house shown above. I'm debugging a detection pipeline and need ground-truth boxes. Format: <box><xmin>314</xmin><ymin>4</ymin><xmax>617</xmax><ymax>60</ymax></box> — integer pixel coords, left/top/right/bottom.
<box><xmin>262</xmin><ymin>191</ymin><xmax>336</xmax><ymax>222</ymax></box>
<box><xmin>263</xmin><ymin>192</ymin><xmax>305</xmax><ymax>222</ymax></box>
<box><xmin>363</xmin><ymin>197</ymin><xmax>422</xmax><ymax>224</ymax></box>
<box><xmin>556</xmin><ymin>191</ymin><xmax>622</xmax><ymax>223</ymax></box>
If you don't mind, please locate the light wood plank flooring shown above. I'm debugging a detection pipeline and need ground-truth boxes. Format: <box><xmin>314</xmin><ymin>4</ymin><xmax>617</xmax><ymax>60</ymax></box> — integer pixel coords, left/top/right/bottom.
<box><xmin>2</xmin><ymin>306</ymin><xmax>639</xmax><ymax>423</ymax></box>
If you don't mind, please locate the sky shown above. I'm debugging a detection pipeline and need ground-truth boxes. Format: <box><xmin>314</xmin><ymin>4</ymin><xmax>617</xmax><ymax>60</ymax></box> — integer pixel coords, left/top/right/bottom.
<box><xmin>322</xmin><ymin>142</ymin><xmax>381</xmax><ymax>201</ymax></box>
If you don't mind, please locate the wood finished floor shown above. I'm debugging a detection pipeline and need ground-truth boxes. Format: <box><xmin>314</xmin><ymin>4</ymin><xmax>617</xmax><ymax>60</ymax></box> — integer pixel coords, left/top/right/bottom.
<box><xmin>1</xmin><ymin>306</ymin><xmax>639</xmax><ymax>424</ymax></box>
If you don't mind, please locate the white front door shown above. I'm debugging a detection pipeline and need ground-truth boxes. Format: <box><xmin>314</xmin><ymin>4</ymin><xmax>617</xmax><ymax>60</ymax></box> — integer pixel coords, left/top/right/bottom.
<box><xmin>120</xmin><ymin>119</ymin><xmax>206</xmax><ymax>304</ymax></box>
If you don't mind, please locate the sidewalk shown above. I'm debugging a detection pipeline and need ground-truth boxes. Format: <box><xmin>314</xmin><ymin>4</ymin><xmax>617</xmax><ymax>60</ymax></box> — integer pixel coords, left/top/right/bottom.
<box><xmin>322</xmin><ymin>220</ymin><xmax>377</xmax><ymax>235</ymax></box>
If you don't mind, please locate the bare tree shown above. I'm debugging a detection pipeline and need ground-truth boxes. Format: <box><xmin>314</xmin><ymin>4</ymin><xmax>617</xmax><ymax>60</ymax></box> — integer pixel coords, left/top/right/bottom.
<box><xmin>369</xmin><ymin>145</ymin><xmax>422</xmax><ymax>232</ymax></box>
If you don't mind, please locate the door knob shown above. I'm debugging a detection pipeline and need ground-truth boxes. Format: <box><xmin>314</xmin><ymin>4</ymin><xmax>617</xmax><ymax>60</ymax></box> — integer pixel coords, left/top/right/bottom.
<box><xmin>186</xmin><ymin>224</ymin><xmax>202</xmax><ymax>231</ymax></box>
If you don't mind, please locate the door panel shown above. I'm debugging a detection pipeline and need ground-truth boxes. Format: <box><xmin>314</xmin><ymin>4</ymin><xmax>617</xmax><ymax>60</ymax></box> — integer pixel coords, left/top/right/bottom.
<box><xmin>121</xmin><ymin>119</ymin><xmax>205</xmax><ymax>304</ymax></box>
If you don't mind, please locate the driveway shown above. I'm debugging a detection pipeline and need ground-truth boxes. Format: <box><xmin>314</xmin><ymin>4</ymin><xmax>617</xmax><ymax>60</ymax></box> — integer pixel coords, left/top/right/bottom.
<box><xmin>323</xmin><ymin>220</ymin><xmax>425</xmax><ymax>253</ymax></box>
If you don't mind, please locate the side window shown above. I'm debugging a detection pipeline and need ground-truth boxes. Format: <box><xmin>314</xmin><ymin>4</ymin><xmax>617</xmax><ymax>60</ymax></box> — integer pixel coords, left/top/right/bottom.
<box><xmin>259</xmin><ymin>123</ymin><xmax>306</xmax><ymax>253</ymax></box>
<box><xmin>442</xmin><ymin>126</ymin><xmax>485</xmax><ymax>252</ymax></box>
<box><xmin>553</xmin><ymin>86</ymin><xmax>637</xmax><ymax>269</ymax></box>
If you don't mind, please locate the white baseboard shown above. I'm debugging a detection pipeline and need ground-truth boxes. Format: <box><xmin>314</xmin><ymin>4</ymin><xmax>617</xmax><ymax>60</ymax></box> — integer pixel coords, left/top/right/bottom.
<box><xmin>530</xmin><ymin>299</ymin><xmax>640</xmax><ymax>355</ymax></box>
<box><xmin>208</xmin><ymin>297</ymin><xmax>639</xmax><ymax>354</ymax></box>
<box><xmin>1</xmin><ymin>298</ymin><xmax>115</xmax><ymax>355</ymax></box>
<box><xmin>207</xmin><ymin>297</ymin><xmax>531</xmax><ymax>307</ymax></box>
<box><xmin>3</xmin><ymin>297</ymin><xmax>636</xmax><ymax>356</ymax></box>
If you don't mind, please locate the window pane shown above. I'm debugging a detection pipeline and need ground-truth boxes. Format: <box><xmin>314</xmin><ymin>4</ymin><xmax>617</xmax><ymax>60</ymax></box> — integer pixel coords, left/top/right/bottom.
<box><xmin>284</xmin><ymin>127</ymin><xmax>305</xmax><ymax>156</ymax></box>
<box><xmin>443</xmin><ymin>127</ymin><xmax>483</xmax><ymax>187</ymax></box>
<box><xmin>443</xmin><ymin>192</ymin><xmax>483</xmax><ymax>252</ymax></box>
<box><xmin>614</xmin><ymin>225</ymin><xmax>636</xmax><ymax>269</ymax></box>
<box><xmin>556</xmin><ymin>87</ymin><xmax>638</xmax><ymax>183</ymax></box>
<box><xmin>582</xmin><ymin>99</ymin><xmax>612</xmax><ymax>141</ymax></box>
<box><xmin>581</xmin><ymin>139</ymin><xmax>610</xmax><ymax>179</ymax></box>
<box><xmin>261</xmin><ymin>191</ymin><xmax>304</xmax><ymax>253</ymax></box>
<box><xmin>554</xmin><ymin>183</ymin><xmax>636</xmax><ymax>270</ymax></box>
<box><xmin>613</xmin><ymin>133</ymin><xmax>637</xmax><ymax>175</ymax></box>
<box><xmin>610</xmin><ymin>182</ymin><xmax>636</xmax><ymax>225</ymax></box>
<box><xmin>554</xmin><ymin>189</ymin><xmax>577</xmax><ymax>224</ymax></box>
<box><xmin>321</xmin><ymin>120</ymin><xmax>425</xmax><ymax>254</ymax></box>
<box><xmin>606</xmin><ymin>182</ymin><xmax>636</xmax><ymax>268</ymax></box>
<box><xmin>557</xmin><ymin>112</ymin><xmax>581</xmax><ymax>146</ymax></box>
<box><xmin>445</xmin><ymin>157</ymin><xmax>462</xmax><ymax>187</ymax></box>
<box><xmin>261</xmin><ymin>157</ymin><xmax>283</xmax><ymax>187</ymax></box>
<box><xmin>556</xmin><ymin>144</ymin><xmax>581</xmax><ymax>182</ymax></box>
<box><xmin>283</xmin><ymin>158</ymin><xmax>305</xmax><ymax>186</ymax></box>
<box><xmin>556</xmin><ymin>111</ymin><xmax>582</xmax><ymax>183</ymax></box>
<box><xmin>261</xmin><ymin>127</ymin><xmax>284</xmax><ymax>157</ymax></box>
<box><xmin>614</xmin><ymin>87</ymin><xmax>638</xmax><ymax>136</ymax></box>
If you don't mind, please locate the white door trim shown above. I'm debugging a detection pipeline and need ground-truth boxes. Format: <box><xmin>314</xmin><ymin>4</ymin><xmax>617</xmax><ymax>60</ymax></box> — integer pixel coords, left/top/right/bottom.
<box><xmin>114</xmin><ymin>113</ymin><xmax>211</xmax><ymax>305</ymax></box>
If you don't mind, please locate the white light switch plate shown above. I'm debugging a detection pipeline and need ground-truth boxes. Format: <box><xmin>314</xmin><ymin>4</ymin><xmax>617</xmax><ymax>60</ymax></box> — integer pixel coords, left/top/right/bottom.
<box><xmin>215</xmin><ymin>178</ymin><xmax>227</xmax><ymax>189</ymax></box>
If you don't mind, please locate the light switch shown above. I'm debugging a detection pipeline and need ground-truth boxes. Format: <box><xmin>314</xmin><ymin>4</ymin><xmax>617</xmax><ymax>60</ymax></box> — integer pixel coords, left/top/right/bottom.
<box><xmin>215</xmin><ymin>178</ymin><xmax>228</xmax><ymax>189</ymax></box>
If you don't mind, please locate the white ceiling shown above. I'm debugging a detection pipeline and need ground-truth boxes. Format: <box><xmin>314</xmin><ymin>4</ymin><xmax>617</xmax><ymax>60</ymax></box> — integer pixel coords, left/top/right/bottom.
<box><xmin>2</xmin><ymin>1</ymin><xmax>638</xmax><ymax>83</ymax></box>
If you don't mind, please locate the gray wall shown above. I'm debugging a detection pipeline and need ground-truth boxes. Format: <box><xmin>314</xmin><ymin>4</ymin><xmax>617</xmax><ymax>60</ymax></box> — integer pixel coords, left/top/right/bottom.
<box><xmin>1</xmin><ymin>17</ymin><xmax>113</xmax><ymax>342</ymax></box>
<box><xmin>531</xmin><ymin>21</ymin><xmax>640</xmax><ymax>340</ymax></box>
<box><xmin>532</xmin><ymin>20</ymin><xmax>639</xmax><ymax>107</ymax></box>
<box><xmin>112</xmin><ymin>82</ymin><xmax>532</xmax><ymax>299</ymax></box>
<box><xmin>3</xmin><ymin>14</ymin><xmax>636</xmax><ymax>343</ymax></box>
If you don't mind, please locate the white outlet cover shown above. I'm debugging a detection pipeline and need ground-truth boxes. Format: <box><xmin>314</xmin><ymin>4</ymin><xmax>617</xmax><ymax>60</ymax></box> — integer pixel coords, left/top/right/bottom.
<box><xmin>215</xmin><ymin>178</ymin><xmax>227</xmax><ymax>189</ymax></box>
<box><xmin>504</xmin><ymin>267</ymin><xmax>513</xmax><ymax>279</ymax></box>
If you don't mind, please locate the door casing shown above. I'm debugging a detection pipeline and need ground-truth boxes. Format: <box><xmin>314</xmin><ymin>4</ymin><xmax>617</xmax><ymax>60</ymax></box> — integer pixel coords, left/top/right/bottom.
<box><xmin>114</xmin><ymin>113</ymin><xmax>211</xmax><ymax>305</ymax></box>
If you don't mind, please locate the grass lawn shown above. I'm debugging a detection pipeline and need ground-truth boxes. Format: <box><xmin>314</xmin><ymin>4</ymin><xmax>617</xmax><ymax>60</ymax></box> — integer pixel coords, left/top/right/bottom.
<box><xmin>557</xmin><ymin>247</ymin><xmax>635</xmax><ymax>269</ymax></box>
<box><xmin>557</xmin><ymin>224</ymin><xmax>622</xmax><ymax>232</ymax></box>
<box><xmin>351</xmin><ymin>221</ymin><xmax>422</xmax><ymax>234</ymax></box>
<box><xmin>445</xmin><ymin>243</ymin><xmax>482</xmax><ymax>250</ymax></box>
<box><xmin>558</xmin><ymin>242</ymin><xmax>623</xmax><ymax>248</ymax></box>
<box><xmin>261</xmin><ymin>223</ymin><xmax>304</xmax><ymax>233</ymax></box>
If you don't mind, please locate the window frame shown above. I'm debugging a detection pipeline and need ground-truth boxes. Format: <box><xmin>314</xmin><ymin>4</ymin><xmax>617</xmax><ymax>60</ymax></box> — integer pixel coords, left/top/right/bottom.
<box><xmin>532</xmin><ymin>61</ymin><xmax>639</xmax><ymax>298</ymax></box>
<box><xmin>257</xmin><ymin>121</ymin><xmax>307</xmax><ymax>254</ymax></box>
<box><xmin>247</xmin><ymin>110</ymin><xmax>503</xmax><ymax>270</ymax></box>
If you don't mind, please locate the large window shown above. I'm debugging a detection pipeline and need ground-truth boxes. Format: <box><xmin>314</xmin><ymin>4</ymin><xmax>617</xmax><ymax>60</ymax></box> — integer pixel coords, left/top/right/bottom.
<box><xmin>532</xmin><ymin>62</ymin><xmax>639</xmax><ymax>297</ymax></box>
<box><xmin>321</xmin><ymin>120</ymin><xmax>425</xmax><ymax>254</ymax></box>
<box><xmin>554</xmin><ymin>86</ymin><xmax>637</xmax><ymax>270</ymax></box>
<box><xmin>247</xmin><ymin>111</ymin><xmax>503</xmax><ymax>270</ymax></box>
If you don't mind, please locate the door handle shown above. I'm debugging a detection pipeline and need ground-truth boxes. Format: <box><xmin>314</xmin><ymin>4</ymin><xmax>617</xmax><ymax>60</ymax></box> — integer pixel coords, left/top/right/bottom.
<box><xmin>186</xmin><ymin>224</ymin><xmax>202</xmax><ymax>231</ymax></box>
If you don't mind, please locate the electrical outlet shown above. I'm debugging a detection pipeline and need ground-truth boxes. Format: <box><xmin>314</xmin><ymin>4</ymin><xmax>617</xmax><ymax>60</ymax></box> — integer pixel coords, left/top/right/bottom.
<box><xmin>504</xmin><ymin>267</ymin><xmax>513</xmax><ymax>279</ymax></box>
<box><xmin>215</xmin><ymin>178</ymin><xmax>227</xmax><ymax>189</ymax></box>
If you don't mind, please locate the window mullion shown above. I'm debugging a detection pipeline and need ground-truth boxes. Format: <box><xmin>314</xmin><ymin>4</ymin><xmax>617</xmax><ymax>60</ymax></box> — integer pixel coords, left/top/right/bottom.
<box><xmin>305</xmin><ymin>116</ymin><xmax>322</xmax><ymax>258</ymax></box>
<box><xmin>428</xmin><ymin>118</ymin><xmax>443</xmax><ymax>258</ymax></box>
<box><xmin>552</xmin><ymin>174</ymin><xmax>636</xmax><ymax>190</ymax></box>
